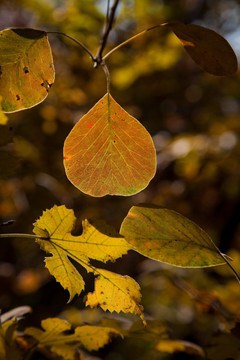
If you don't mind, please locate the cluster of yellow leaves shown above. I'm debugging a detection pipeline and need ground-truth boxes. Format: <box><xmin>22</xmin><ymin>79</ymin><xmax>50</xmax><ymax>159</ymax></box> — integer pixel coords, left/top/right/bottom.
<box><xmin>25</xmin><ymin>317</ymin><xmax>121</xmax><ymax>359</ymax></box>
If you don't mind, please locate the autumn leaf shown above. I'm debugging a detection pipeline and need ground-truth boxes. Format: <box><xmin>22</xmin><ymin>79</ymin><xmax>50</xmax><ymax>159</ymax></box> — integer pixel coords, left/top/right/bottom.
<box><xmin>0</xmin><ymin>317</ymin><xmax>22</xmax><ymax>360</ymax></box>
<box><xmin>33</xmin><ymin>206</ymin><xmax>145</xmax><ymax>322</ymax></box>
<box><xmin>33</xmin><ymin>205</ymin><xmax>131</xmax><ymax>301</ymax></box>
<box><xmin>86</xmin><ymin>269</ymin><xmax>146</xmax><ymax>326</ymax></box>
<box><xmin>25</xmin><ymin>317</ymin><xmax>122</xmax><ymax>359</ymax></box>
<box><xmin>120</xmin><ymin>204</ymin><xmax>225</xmax><ymax>267</ymax></box>
<box><xmin>0</xmin><ymin>28</ymin><xmax>55</xmax><ymax>113</ymax></box>
<box><xmin>165</xmin><ymin>22</ymin><xmax>238</xmax><ymax>76</ymax></box>
<box><xmin>155</xmin><ymin>339</ymin><xmax>205</xmax><ymax>357</ymax></box>
<box><xmin>63</xmin><ymin>92</ymin><xmax>156</xmax><ymax>197</ymax></box>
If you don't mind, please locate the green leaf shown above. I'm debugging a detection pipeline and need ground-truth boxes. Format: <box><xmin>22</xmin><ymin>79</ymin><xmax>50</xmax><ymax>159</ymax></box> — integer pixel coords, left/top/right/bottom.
<box><xmin>25</xmin><ymin>317</ymin><xmax>122</xmax><ymax>359</ymax></box>
<box><xmin>165</xmin><ymin>22</ymin><xmax>238</xmax><ymax>76</ymax></box>
<box><xmin>0</xmin><ymin>28</ymin><xmax>55</xmax><ymax>113</ymax></box>
<box><xmin>33</xmin><ymin>206</ymin><xmax>145</xmax><ymax>323</ymax></box>
<box><xmin>63</xmin><ymin>92</ymin><xmax>156</xmax><ymax>197</ymax></box>
<box><xmin>120</xmin><ymin>204</ymin><xmax>225</xmax><ymax>267</ymax></box>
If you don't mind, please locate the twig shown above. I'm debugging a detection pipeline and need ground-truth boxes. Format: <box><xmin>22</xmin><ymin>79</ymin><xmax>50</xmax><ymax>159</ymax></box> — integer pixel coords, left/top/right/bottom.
<box><xmin>95</xmin><ymin>0</ymin><xmax>120</xmax><ymax>65</ymax></box>
<box><xmin>0</xmin><ymin>233</ymin><xmax>49</xmax><ymax>240</ymax></box>
<box><xmin>103</xmin><ymin>24</ymin><xmax>161</xmax><ymax>61</ymax></box>
<box><xmin>47</xmin><ymin>31</ymin><xmax>95</xmax><ymax>62</ymax></box>
<box><xmin>106</xmin><ymin>0</ymin><xmax>111</xmax><ymax>22</ymax></box>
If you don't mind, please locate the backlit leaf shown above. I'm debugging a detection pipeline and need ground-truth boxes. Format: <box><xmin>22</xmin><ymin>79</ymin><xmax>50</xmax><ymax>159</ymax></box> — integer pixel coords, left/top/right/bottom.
<box><xmin>33</xmin><ymin>205</ymin><xmax>131</xmax><ymax>302</ymax></box>
<box><xmin>25</xmin><ymin>317</ymin><xmax>121</xmax><ymax>359</ymax></box>
<box><xmin>165</xmin><ymin>22</ymin><xmax>238</xmax><ymax>76</ymax></box>
<box><xmin>0</xmin><ymin>28</ymin><xmax>55</xmax><ymax>113</ymax></box>
<box><xmin>120</xmin><ymin>204</ymin><xmax>225</xmax><ymax>267</ymax></box>
<box><xmin>33</xmin><ymin>206</ymin><xmax>144</xmax><ymax>322</ymax></box>
<box><xmin>86</xmin><ymin>269</ymin><xmax>146</xmax><ymax>326</ymax></box>
<box><xmin>63</xmin><ymin>93</ymin><xmax>156</xmax><ymax>197</ymax></box>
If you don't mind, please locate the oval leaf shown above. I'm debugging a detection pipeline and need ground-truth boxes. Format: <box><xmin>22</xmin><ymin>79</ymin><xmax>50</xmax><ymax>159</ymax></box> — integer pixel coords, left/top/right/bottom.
<box><xmin>165</xmin><ymin>22</ymin><xmax>238</xmax><ymax>76</ymax></box>
<box><xmin>120</xmin><ymin>204</ymin><xmax>225</xmax><ymax>267</ymax></box>
<box><xmin>63</xmin><ymin>93</ymin><xmax>156</xmax><ymax>197</ymax></box>
<box><xmin>0</xmin><ymin>28</ymin><xmax>55</xmax><ymax>112</ymax></box>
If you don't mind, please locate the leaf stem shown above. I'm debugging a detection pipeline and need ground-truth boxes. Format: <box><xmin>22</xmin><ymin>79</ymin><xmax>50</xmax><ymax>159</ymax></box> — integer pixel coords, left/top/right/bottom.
<box><xmin>0</xmin><ymin>233</ymin><xmax>49</xmax><ymax>240</ymax></box>
<box><xmin>220</xmin><ymin>252</ymin><xmax>240</xmax><ymax>284</ymax></box>
<box><xmin>103</xmin><ymin>24</ymin><xmax>161</xmax><ymax>61</ymax></box>
<box><xmin>47</xmin><ymin>31</ymin><xmax>95</xmax><ymax>62</ymax></box>
<box><xmin>95</xmin><ymin>0</ymin><xmax>120</xmax><ymax>65</ymax></box>
<box><xmin>101</xmin><ymin>61</ymin><xmax>111</xmax><ymax>93</ymax></box>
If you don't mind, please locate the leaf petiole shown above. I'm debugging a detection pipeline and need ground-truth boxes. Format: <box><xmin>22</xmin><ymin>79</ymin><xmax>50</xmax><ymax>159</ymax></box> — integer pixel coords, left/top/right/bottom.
<box><xmin>0</xmin><ymin>233</ymin><xmax>49</xmax><ymax>240</ymax></box>
<box><xmin>219</xmin><ymin>252</ymin><xmax>240</xmax><ymax>285</ymax></box>
<box><xmin>103</xmin><ymin>24</ymin><xmax>162</xmax><ymax>61</ymax></box>
<box><xmin>47</xmin><ymin>31</ymin><xmax>95</xmax><ymax>62</ymax></box>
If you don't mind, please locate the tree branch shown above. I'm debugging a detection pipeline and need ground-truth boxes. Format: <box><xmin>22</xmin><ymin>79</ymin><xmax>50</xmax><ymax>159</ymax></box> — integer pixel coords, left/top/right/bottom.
<box><xmin>47</xmin><ymin>31</ymin><xmax>95</xmax><ymax>62</ymax></box>
<box><xmin>95</xmin><ymin>0</ymin><xmax>120</xmax><ymax>66</ymax></box>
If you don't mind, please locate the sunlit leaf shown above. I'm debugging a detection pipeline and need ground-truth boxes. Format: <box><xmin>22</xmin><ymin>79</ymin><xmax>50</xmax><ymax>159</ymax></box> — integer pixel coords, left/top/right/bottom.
<box><xmin>0</xmin><ymin>28</ymin><xmax>55</xmax><ymax>113</ymax></box>
<box><xmin>155</xmin><ymin>339</ymin><xmax>205</xmax><ymax>357</ymax></box>
<box><xmin>86</xmin><ymin>269</ymin><xmax>146</xmax><ymax>326</ymax></box>
<box><xmin>33</xmin><ymin>205</ymin><xmax>131</xmax><ymax>302</ymax></box>
<box><xmin>165</xmin><ymin>22</ymin><xmax>238</xmax><ymax>76</ymax></box>
<box><xmin>63</xmin><ymin>93</ymin><xmax>156</xmax><ymax>197</ymax></box>
<box><xmin>120</xmin><ymin>204</ymin><xmax>225</xmax><ymax>267</ymax></box>
<box><xmin>25</xmin><ymin>317</ymin><xmax>121</xmax><ymax>359</ymax></box>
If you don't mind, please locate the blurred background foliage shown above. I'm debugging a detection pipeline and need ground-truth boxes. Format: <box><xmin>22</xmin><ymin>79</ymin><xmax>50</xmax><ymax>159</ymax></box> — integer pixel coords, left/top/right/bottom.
<box><xmin>1</xmin><ymin>0</ymin><xmax>240</xmax><ymax>359</ymax></box>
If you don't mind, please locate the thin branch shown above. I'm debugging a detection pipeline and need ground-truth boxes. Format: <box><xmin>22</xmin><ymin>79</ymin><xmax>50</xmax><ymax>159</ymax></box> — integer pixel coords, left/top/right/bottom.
<box><xmin>103</xmin><ymin>24</ymin><xmax>161</xmax><ymax>61</ymax></box>
<box><xmin>95</xmin><ymin>0</ymin><xmax>120</xmax><ymax>64</ymax></box>
<box><xmin>47</xmin><ymin>31</ymin><xmax>95</xmax><ymax>62</ymax></box>
<box><xmin>106</xmin><ymin>0</ymin><xmax>111</xmax><ymax>22</ymax></box>
<box><xmin>0</xmin><ymin>233</ymin><xmax>49</xmax><ymax>240</ymax></box>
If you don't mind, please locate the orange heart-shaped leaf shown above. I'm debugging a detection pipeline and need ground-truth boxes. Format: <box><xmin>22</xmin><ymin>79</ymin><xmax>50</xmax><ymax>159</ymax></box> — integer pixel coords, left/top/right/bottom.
<box><xmin>63</xmin><ymin>93</ymin><xmax>156</xmax><ymax>197</ymax></box>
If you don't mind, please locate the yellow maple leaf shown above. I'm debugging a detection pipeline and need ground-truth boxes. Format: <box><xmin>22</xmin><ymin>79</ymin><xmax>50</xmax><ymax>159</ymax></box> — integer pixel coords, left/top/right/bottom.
<box><xmin>33</xmin><ymin>206</ymin><xmax>145</xmax><ymax>323</ymax></box>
